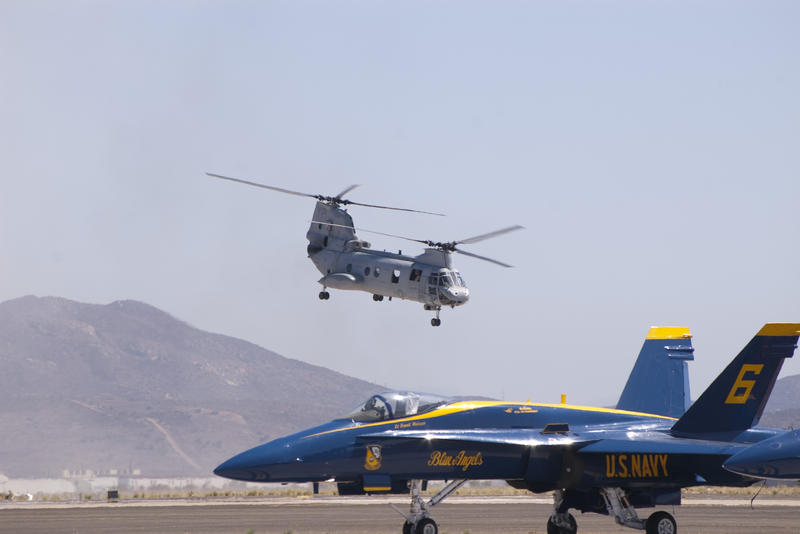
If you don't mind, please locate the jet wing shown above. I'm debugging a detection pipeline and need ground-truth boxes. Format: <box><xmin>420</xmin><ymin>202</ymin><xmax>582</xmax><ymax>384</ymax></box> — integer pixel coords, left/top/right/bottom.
<box><xmin>358</xmin><ymin>428</ymin><xmax>595</xmax><ymax>448</ymax></box>
<box><xmin>578</xmin><ymin>435</ymin><xmax>745</xmax><ymax>455</ymax></box>
<box><xmin>360</xmin><ymin>428</ymin><xmax>748</xmax><ymax>457</ymax></box>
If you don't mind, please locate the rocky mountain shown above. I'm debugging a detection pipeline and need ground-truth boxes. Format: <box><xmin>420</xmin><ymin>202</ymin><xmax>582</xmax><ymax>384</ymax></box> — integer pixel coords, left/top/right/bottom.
<box><xmin>0</xmin><ymin>296</ymin><xmax>382</xmax><ymax>477</ymax></box>
<box><xmin>760</xmin><ymin>374</ymin><xmax>800</xmax><ymax>429</ymax></box>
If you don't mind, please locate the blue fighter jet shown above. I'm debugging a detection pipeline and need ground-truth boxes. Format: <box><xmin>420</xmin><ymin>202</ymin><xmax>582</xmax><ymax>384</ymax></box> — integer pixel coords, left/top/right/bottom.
<box><xmin>215</xmin><ymin>324</ymin><xmax>800</xmax><ymax>534</ymax></box>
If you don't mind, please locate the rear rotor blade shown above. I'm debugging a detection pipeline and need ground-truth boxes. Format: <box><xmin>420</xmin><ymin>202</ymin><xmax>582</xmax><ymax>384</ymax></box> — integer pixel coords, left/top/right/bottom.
<box><xmin>206</xmin><ymin>173</ymin><xmax>318</xmax><ymax>199</ymax></box>
<box><xmin>335</xmin><ymin>184</ymin><xmax>361</xmax><ymax>199</ymax></box>
<box><xmin>344</xmin><ymin>200</ymin><xmax>445</xmax><ymax>216</ymax></box>
<box><xmin>454</xmin><ymin>247</ymin><xmax>514</xmax><ymax>268</ymax></box>
<box><xmin>457</xmin><ymin>225</ymin><xmax>524</xmax><ymax>245</ymax></box>
<box><xmin>310</xmin><ymin>220</ymin><xmax>430</xmax><ymax>245</ymax></box>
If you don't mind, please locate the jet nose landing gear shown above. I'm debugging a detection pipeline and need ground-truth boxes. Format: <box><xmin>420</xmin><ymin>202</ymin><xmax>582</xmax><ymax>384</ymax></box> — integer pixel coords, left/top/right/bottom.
<box><xmin>402</xmin><ymin>517</ymin><xmax>438</xmax><ymax>534</ymax></box>
<box><xmin>394</xmin><ymin>479</ymin><xmax>465</xmax><ymax>534</ymax></box>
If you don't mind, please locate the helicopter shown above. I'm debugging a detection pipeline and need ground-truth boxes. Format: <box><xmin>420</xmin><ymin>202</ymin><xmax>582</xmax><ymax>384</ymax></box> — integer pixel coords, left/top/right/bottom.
<box><xmin>207</xmin><ymin>173</ymin><xmax>522</xmax><ymax>326</ymax></box>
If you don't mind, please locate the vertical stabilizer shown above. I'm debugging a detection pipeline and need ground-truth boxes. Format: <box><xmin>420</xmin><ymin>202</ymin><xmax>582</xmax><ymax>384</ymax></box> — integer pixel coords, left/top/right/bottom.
<box><xmin>616</xmin><ymin>327</ymin><xmax>694</xmax><ymax>418</ymax></box>
<box><xmin>671</xmin><ymin>324</ymin><xmax>800</xmax><ymax>438</ymax></box>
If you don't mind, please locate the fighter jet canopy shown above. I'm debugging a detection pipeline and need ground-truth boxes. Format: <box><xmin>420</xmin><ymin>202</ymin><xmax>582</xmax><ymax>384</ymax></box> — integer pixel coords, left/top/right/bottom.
<box><xmin>344</xmin><ymin>391</ymin><xmax>451</xmax><ymax>422</ymax></box>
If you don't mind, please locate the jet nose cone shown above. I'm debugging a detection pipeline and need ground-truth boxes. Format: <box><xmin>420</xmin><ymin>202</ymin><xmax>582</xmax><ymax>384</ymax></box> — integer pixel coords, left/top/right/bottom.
<box><xmin>214</xmin><ymin>441</ymin><xmax>294</xmax><ymax>482</ymax></box>
<box><xmin>213</xmin><ymin>452</ymin><xmax>266</xmax><ymax>481</ymax></box>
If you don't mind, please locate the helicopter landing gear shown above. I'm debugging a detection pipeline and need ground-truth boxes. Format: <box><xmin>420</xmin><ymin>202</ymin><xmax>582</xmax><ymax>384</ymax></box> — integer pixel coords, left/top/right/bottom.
<box><xmin>318</xmin><ymin>290</ymin><xmax>330</xmax><ymax>300</ymax></box>
<box><xmin>373</xmin><ymin>294</ymin><xmax>384</xmax><ymax>301</ymax></box>
<box><xmin>426</xmin><ymin>306</ymin><xmax>442</xmax><ymax>327</ymax></box>
<box><xmin>392</xmin><ymin>479</ymin><xmax>465</xmax><ymax>534</ymax></box>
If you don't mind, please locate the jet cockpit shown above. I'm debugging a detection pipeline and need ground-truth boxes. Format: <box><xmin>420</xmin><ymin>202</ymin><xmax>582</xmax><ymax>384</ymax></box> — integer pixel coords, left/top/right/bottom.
<box><xmin>345</xmin><ymin>391</ymin><xmax>451</xmax><ymax>422</ymax></box>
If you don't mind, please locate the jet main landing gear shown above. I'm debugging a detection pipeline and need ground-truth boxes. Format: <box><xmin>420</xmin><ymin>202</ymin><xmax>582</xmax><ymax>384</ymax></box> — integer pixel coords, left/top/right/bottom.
<box><xmin>549</xmin><ymin>488</ymin><xmax>678</xmax><ymax>534</ymax></box>
<box><xmin>393</xmin><ymin>479</ymin><xmax>465</xmax><ymax>534</ymax></box>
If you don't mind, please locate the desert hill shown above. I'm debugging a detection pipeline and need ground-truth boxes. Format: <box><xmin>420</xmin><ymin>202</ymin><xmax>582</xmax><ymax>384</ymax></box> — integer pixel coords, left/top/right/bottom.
<box><xmin>0</xmin><ymin>296</ymin><xmax>382</xmax><ymax>477</ymax></box>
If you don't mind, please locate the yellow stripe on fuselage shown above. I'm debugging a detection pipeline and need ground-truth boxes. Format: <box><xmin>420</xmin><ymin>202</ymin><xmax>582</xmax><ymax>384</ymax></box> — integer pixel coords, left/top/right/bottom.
<box><xmin>646</xmin><ymin>326</ymin><xmax>691</xmax><ymax>340</ymax></box>
<box><xmin>305</xmin><ymin>401</ymin><xmax>676</xmax><ymax>439</ymax></box>
<box><xmin>757</xmin><ymin>323</ymin><xmax>800</xmax><ymax>337</ymax></box>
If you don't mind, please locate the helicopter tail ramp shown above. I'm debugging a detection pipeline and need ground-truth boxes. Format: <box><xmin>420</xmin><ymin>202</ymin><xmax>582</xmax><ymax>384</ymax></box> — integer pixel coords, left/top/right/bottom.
<box><xmin>671</xmin><ymin>323</ymin><xmax>800</xmax><ymax>438</ymax></box>
<box><xmin>616</xmin><ymin>327</ymin><xmax>693</xmax><ymax>418</ymax></box>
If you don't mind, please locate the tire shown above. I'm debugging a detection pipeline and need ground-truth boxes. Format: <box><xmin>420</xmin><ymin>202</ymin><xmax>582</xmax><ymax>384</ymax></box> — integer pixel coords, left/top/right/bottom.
<box><xmin>646</xmin><ymin>511</ymin><xmax>676</xmax><ymax>534</ymax></box>
<box><xmin>415</xmin><ymin>517</ymin><xmax>438</xmax><ymax>534</ymax></box>
<box><xmin>402</xmin><ymin>521</ymin><xmax>414</xmax><ymax>534</ymax></box>
<box><xmin>547</xmin><ymin>513</ymin><xmax>577</xmax><ymax>534</ymax></box>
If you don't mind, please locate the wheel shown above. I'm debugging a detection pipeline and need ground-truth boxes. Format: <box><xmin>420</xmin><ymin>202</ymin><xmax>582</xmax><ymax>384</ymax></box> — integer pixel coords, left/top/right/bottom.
<box><xmin>319</xmin><ymin>291</ymin><xmax>326</xmax><ymax>300</ymax></box>
<box><xmin>373</xmin><ymin>294</ymin><xmax>384</xmax><ymax>301</ymax></box>
<box><xmin>415</xmin><ymin>517</ymin><xmax>438</xmax><ymax>534</ymax></box>
<box><xmin>646</xmin><ymin>511</ymin><xmax>676</xmax><ymax>534</ymax></box>
<box><xmin>430</xmin><ymin>318</ymin><xmax>441</xmax><ymax>327</ymax></box>
<box><xmin>546</xmin><ymin>513</ymin><xmax>577</xmax><ymax>534</ymax></box>
<box><xmin>402</xmin><ymin>521</ymin><xmax>413</xmax><ymax>534</ymax></box>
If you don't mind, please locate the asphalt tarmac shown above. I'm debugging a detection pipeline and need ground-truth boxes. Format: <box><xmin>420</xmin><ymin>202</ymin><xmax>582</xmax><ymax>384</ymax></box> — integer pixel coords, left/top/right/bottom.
<box><xmin>1</xmin><ymin>496</ymin><xmax>798</xmax><ymax>534</ymax></box>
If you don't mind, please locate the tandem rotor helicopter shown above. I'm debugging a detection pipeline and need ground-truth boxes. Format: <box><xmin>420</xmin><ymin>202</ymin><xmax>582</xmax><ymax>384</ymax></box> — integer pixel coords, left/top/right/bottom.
<box><xmin>207</xmin><ymin>173</ymin><xmax>523</xmax><ymax>326</ymax></box>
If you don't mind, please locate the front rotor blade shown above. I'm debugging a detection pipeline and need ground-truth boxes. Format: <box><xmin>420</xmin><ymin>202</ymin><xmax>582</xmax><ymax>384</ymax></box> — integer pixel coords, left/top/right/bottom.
<box><xmin>457</xmin><ymin>225</ymin><xmax>524</xmax><ymax>245</ymax></box>
<box><xmin>454</xmin><ymin>247</ymin><xmax>514</xmax><ymax>268</ymax></box>
<box><xmin>335</xmin><ymin>184</ymin><xmax>360</xmax><ymax>199</ymax></box>
<box><xmin>310</xmin><ymin>220</ymin><xmax>430</xmax><ymax>245</ymax></box>
<box><xmin>345</xmin><ymin>200</ymin><xmax>445</xmax><ymax>216</ymax></box>
<box><xmin>206</xmin><ymin>173</ymin><xmax>318</xmax><ymax>199</ymax></box>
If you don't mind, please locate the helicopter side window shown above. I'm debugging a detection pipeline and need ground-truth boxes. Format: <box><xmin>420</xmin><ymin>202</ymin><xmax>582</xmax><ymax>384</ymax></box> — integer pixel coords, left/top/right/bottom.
<box><xmin>346</xmin><ymin>264</ymin><xmax>352</xmax><ymax>273</ymax></box>
<box><xmin>374</xmin><ymin>267</ymin><xmax>380</xmax><ymax>278</ymax></box>
<box><xmin>364</xmin><ymin>266</ymin><xmax>371</xmax><ymax>276</ymax></box>
<box><xmin>391</xmin><ymin>269</ymin><xmax>400</xmax><ymax>283</ymax></box>
<box><xmin>427</xmin><ymin>274</ymin><xmax>439</xmax><ymax>295</ymax></box>
<box><xmin>410</xmin><ymin>269</ymin><xmax>421</xmax><ymax>282</ymax></box>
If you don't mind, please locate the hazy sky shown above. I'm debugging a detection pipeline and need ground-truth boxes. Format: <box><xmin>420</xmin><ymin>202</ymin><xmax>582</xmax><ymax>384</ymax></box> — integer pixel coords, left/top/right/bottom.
<box><xmin>2</xmin><ymin>1</ymin><xmax>799</xmax><ymax>406</ymax></box>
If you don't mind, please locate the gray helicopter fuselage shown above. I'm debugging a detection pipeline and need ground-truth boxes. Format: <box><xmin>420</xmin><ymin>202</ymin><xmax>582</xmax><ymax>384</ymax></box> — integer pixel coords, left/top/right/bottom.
<box><xmin>306</xmin><ymin>202</ymin><xmax>469</xmax><ymax>308</ymax></box>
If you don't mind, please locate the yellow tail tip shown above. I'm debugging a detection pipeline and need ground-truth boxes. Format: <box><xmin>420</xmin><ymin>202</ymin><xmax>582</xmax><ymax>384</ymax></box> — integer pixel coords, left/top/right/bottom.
<box><xmin>646</xmin><ymin>326</ymin><xmax>691</xmax><ymax>340</ymax></box>
<box><xmin>757</xmin><ymin>323</ymin><xmax>800</xmax><ymax>337</ymax></box>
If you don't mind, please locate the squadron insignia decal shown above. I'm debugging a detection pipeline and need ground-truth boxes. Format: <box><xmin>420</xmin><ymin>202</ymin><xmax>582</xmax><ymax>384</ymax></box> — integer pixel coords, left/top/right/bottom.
<box><xmin>365</xmin><ymin>444</ymin><xmax>383</xmax><ymax>471</ymax></box>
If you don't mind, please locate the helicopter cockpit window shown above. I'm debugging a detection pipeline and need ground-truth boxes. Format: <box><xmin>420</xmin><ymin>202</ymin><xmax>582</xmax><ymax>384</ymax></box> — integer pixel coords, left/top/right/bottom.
<box><xmin>438</xmin><ymin>272</ymin><xmax>454</xmax><ymax>287</ymax></box>
<box><xmin>454</xmin><ymin>272</ymin><xmax>465</xmax><ymax>286</ymax></box>
<box><xmin>344</xmin><ymin>392</ymin><xmax>451</xmax><ymax>423</ymax></box>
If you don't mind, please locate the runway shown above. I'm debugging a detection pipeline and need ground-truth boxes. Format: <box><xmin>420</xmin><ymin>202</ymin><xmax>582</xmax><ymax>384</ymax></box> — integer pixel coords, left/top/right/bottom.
<box><xmin>2</xmin><ymin>496</ymin><xmax>798</xmax><ymax>533</ymax></box>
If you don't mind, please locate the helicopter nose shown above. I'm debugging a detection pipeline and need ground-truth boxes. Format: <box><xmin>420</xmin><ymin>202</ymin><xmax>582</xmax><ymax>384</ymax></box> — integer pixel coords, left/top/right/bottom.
<box><xmin>445</xmin><ymin>287</ymin><xmax>470</xmax><ymax>305</ymax></box>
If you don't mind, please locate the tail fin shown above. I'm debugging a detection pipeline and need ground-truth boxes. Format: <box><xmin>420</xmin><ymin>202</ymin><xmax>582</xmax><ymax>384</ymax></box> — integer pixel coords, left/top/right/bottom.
<box><xmin>671</xmin><ymin>324</ymin><xmax>800</xmax><ymax>438</ymax></box>
<box><xmin>616</xmin><ymin>327</ymin><xmax>694</xmax><ymax>418</ymax></box>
